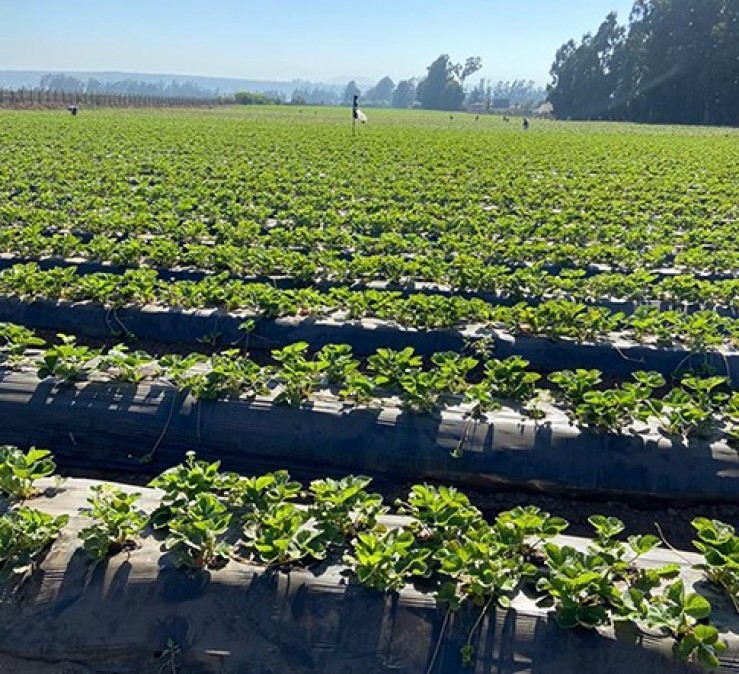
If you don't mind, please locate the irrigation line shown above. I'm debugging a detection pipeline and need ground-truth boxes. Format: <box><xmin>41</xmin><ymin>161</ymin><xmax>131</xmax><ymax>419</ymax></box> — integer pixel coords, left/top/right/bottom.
<box><xmin>654</xmin><ymin>521</ymin><xmax>694</xmax><ymax>566</ymax></box>
<box><xmin>425</xmin><ymin>607</ymin><xmax>452</xmax><ymax>674</ymax></box>
<box><xmin>137</xmin><ymin>384</ymin><xmax>179</xmax><ymax>464</ymax></box>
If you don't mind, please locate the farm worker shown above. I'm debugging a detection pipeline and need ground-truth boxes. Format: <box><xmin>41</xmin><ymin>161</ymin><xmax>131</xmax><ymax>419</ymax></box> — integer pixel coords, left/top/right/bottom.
<box><xmin>522</xmin><ymin>117</ymin><xmax>530</xmax><ymax>130</ymax></box>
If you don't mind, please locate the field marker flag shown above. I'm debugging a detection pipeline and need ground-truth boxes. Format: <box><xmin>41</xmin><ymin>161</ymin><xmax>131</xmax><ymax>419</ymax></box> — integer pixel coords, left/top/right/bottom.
<box><xmin>352</xmin><ymin>95</ymin><xmax>367</xmax><ymax>135</ymax></box>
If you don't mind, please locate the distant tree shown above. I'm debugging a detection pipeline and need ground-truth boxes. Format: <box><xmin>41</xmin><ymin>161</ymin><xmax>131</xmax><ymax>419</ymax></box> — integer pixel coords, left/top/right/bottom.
<box><xmin>547</xmin><ymin>0</ymin><xmax>738</xmax><ymax>125</ymax></box>
<box><xmin>39</xmin><ymin>73</ymin><xmax>84</xmax><ymax>92</ymax></box>
<box><xmin>466</xmin><ymin>78</ymin><xmax>490</xmax><ymax>106</ymax></box>
<box><xmin>262</xmin><ymin>89</ymin><xmax>287</xmax><ymax>103</ymax></box>
<box><xmin>417</xmin><ymin>54</ymin><xmax>482</xmax><ymax>111</ymax></box>
<box><xmin>454</xmin><ymin>56</ymin><xmax>483</xmax><ymax>85</ymax></box>
<box><xmin>85</xmin><ymin>78</ymin><xmax>103</xmax><ymax>94</ymax></box>
<box><xmin>391</xmin><ymin>79</ymin><xmax>417</xmax><ymax>109</ymax></box>
<box><xmin>441</xmin><ymin>81</ymin><xmax>465</xmax><ymax>111</ymax></box>
<box><xmin>365</xmin><ymin>76</ymin><xmax>395</xmax><ymax>104</ymax></box>
<box><xmin>417</xmin><ymin>55</ymin><xmax>455</xmax><ymax>110</ymax></box>
<box><xmin>342</xmin><ymin>80</ymin><xmax>361</xmax><ymax>106</ymax></box>
<box><xmin>547</xmin><ymin>12</ymin><xmax>624</xmax><ymax>119</ymax></box>
<box><xmin>291</xmin><ymin>87</ymin><xmax>340</xmax><ymax>105</ymax></box>
<box><xmin>493</xmin><ymin>79</ymin><xmax>546</xmax><ymax>106</ymax></box>
<box><xmin>234</xmin><ymin>91</ymin><xmax>281</xmax><ymax>105</ymax></box>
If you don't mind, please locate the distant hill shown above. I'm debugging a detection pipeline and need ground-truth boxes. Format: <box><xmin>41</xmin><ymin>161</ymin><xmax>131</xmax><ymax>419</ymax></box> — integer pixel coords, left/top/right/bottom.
<box><xmin>0</xmin><ymin>70</ymin><xmax>348</xmax><ymax>97</ymax></box>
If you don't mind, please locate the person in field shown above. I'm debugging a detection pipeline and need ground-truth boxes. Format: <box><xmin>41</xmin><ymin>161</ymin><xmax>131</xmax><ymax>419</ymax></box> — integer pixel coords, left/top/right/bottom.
<box><xmin>522</xmin><ymin>117</ymin><xmax>530</xmax><ymax>130</ymax></box>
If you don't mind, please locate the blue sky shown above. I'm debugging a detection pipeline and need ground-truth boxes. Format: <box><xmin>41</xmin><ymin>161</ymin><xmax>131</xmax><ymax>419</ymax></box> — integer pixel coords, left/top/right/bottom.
<box><xmin>1</xmin><ymin>0</ymin><xmax>635</xmax><ymax>84</ymax></box>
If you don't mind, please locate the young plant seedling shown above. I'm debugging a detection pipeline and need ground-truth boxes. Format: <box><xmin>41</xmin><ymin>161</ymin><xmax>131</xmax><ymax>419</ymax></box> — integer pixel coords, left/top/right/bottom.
<box><xmin>0</xmin><ymin>507</ymin><xmax>69</xmax><ymax>583</ymax></box>
<box><xmin>0</xmin><ymin>322</ymin><xmax>45</xmax><ymax>368</ymax></box>
<box><xmin>79</xmin><ymin>484</ymin><xmax>148</xmax><ymax>561</ymax></box>
<box><xmin>165</xmin><ymin>492</ymin><xmax>233</xmax><ymax>570</ymax></box>
<box><xmin>692</xmin><ymin>518</ymin><xmax>739</xmax><ymax>613</ymax></box>
<box><xmin>37</xmin><ymin>334</ymin><xmax>99</xmax><ymax>383</ymax></box>
<box><xmin>0</xmin><ymin>446</ymin><xmax>57</xmax><ymax>501</ymax></box>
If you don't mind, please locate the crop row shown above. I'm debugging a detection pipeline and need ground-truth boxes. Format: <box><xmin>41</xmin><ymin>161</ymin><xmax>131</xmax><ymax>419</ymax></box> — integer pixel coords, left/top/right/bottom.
<box><xmin>2</xmin><ymin>263</ymin><xmax>739</xmax><ymax>352</ymax></box>
<box><xmin>7</xmin><ymin>220</ymin><xmax>737</xmax><ymax>275</ymax></box>
<box><xmin>2</xmin><ymin>110</ymin><xmax>738</xmax><ymax>273</ymax></box>
<box><xmin>6</xmin><ymin>231</ymin><xmax>739</xmax><ymax>308</ymax></box>
<box><xmin>10</xmin><ymin>213</ymin><xmax>739</xmax><ymax>275</ymax></box>
<box><xmin>3</xmin><ymin>322</ymin><xmax>738</xmax><ymax>441</ymax></box>
<box><xmin>1</xmin><ymin>446</ymin><xmax>735</xmax><ymax>670</ymax></box>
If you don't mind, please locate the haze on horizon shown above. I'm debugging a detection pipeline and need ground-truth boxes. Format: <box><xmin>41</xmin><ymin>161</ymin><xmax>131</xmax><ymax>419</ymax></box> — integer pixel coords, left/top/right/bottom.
<box><xmin>1</xmin><ymin>0</ymin><xmax>635</xmax><ymax>86</ymax></box>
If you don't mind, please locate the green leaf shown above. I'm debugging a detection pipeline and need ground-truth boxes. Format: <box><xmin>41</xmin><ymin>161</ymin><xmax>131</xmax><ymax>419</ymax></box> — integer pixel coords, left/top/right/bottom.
<box><xmin>684</xmin><ymin>593</ymin><xmax>712</xmax><ymax>620</ymax></box>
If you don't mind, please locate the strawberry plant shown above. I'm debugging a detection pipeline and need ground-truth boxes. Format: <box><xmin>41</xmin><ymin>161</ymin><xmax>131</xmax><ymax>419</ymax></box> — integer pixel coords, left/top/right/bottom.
<box><xmin>79</xmin><ymin>484</ymin><xmax>148</xmax><ymax>560</ymax></box>
<box><xmin>149</xmin><ymin>451</ymin><xmax>236</xmax><ymax>528</ymax></box>
<box><xmin>724</xmin><ymin>393</ymin><xmax>739</xmax><ymax>446</ymax></box>
<box><xmin>431</xmin><ymin>351</ymin><xmax>478</xmax><ymax>393</ymax></box>
<box><xmin>681</xmin><ymin>312</ymin><xmax>729</xmax><ymax>353</ymax></box>
<box><xmin>37</xmin><ymin>334</ymin><xmax>99</xmax><ymax>382</ymax></box>
<box><xmin>465</xmin><ymin>356</ymin><xmax>540</xmax><ymax>414</ymax></box>
<box><xmin>242</xmin><ymin>502</ymin><xmax>323</xmax><ymax>566</ymax></box>
<box><xmin>188</xmin><ymin>351</ymin><xmax>270</xmax><ymax>400</ymax></box>
<box><xmin>0</xmin><ymin>507</ymin><xmax>69</xmax><ymax>583</ymax></box>
<box><xmin>399</xmin><ymin>370</ymin><xmax>446</xmax><ymax>413</ymax></box>
<box><xmin>165</xmin><ymin>492</ymin><xmax>233</xmax><ymax>570</ymax></box>
<box><xmin>344</xmin><ymin>527</ymin><xmax>432</xmax><ymax>593</ymax></box>
<box><xmin>660</xmin><ymin>390</ymin><xmax>715</xmax><ymax>440</ymax></box>
<box><xmin>99</xmin><ymin>344</ymin><xmax>157</xmax><ymax>384</ymax></box>
<box><xmin>160</xmin><ymin>353</ymin><xmax>209</xmax><ymax>390</ymax></box>
<box><xmin>367</xmin><ymin>347</ymin><xmax>422</xmax><ymax>392</ymax></box>
<box><xmin>481</xmin><ymin>356</ymin><xmax>541</xmax><ymax>400</ymax></box>
<box><xmin>0</xmin><ymin>446</ymin><xmax>57</xmax><ymax>501</ymax></box>
<box><xmin>681</xmin><ymin>375</ymin><xmax>729</xmax><ymax>411</ymax></box>
<box><xmin>642</xmin><ymin>580</ymin><xmax>727</xmax><ymax>669</ymax></box>
<box><xmin>338</xmin><ymin>372</ymin><xmax>376</xmax><ymax>405</ymax></box>
<box><xmin>660</xmin><ymin>375</ymin><xmax>728</xmax><ymax>440</ymax></box>
<box><xmin>0</xmin><ymin>322</ymin><xmax>44</xmax><ymax>368</ymax></box>
<box><xmin>567</xmin><ymin>372</ymin><xmax>664</xmax><ymax>432</ymax></box>
<box><xmin>692</xmin><ymin>518</ymin><xmax>739</xmax><ymax>613</ymax></box>
<box><xmin>436</xmin><ymin>521</ymin><xmax>534</xmax><ymax>610</ymax></box>
<box><xmin>549</xmin><ymin>369</ymin><xmax>603</xmax><ymax>406</ymax></box>
<box><xmin>315</xmin><ymin>343</ymin><xmax>359</xmax><ymax>385</ymax></box>
<box><xmin>538</xmin><ymin>515</ymin><xmax>678</xmax><ymax>629</ymax></box>
<box><xmin>233</xmin><ymin>470</ymin><xmax>301</xmax><ymax>517</ymax></box>
<box><xmin>397</xmin><ymin>484</ymin><xmax>483</xmax><ymax>552</ymax></box>
<box><xmin>308</xmin><ymin>475</ymin><xmax>386</xmax><ymax>543</ymax></box>
<box><xmin>272</xmin><ymin>342</ymin><xmax>328</xmax><ymax>406</ymax></box>
<box><xmin>438</xmin><ymin>506</ymin><xmax>567</xmax><ymax>609</ymax></box>
<box><xmin>628</xmin><ymin>307</ymin><xmax>682</xmax><ymax>346</ymax></box>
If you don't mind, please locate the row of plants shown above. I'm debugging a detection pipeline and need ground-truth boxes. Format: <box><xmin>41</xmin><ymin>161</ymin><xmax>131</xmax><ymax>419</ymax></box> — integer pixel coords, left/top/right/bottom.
<box><xmin>2</xmin><ymin>110</ymin><xmax>738</xmax><ymax>275</ymax></box>
<box><xmin>0</xmin><ymin>446</ymin><xmax>68</xmax><ymax>582</ymax></box>
<box><xmin>8</xmin><ymin>222</ymin><xmax>739</xmax><ymax>275</ymax></box>
<box><xmin>0</xmin><ymin>446</ymin><xmax>735</xmax><ymax>669</ymax></box>
<box><xmin>2</xmin><ymin>264</ymin><xmax>739</xmax><ymax>349</ymax></box>
<box><xmin>6</xmin><ymin>229</ymin><xmax>739</xmax><ymax>307</ymax></box>
<box><xmin>2</xmin><ymin>322</ymin><xmax>738</xmax><ymax>442</ymax></box>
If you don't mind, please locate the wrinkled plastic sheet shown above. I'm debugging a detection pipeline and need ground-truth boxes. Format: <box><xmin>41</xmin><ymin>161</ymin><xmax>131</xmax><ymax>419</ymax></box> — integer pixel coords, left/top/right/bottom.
<box><xmin>0</xmin><ymin>372</ymin><xmax>738</xmax><ymax>503</ymax></box>
<box><xmin>0</xmin><ymin>298</ymin><xmax>737</xmax><ymax>384</ymax></box>
<box><xmin>0</xmin><ymin>479</ymin><xmax>736</xmax><ymax>674</ymax></box>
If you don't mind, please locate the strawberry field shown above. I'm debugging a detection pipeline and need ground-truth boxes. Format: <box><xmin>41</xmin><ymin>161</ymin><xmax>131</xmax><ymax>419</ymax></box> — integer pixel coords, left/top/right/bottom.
<box><xmin>0</xmin><ymin>106</ymin><xmax>737</xmax><ymax>672</ymax></box>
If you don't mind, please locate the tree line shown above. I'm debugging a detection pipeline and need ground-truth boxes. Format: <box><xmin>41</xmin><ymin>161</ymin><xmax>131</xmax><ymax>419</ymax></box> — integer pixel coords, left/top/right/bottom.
<box><xmin>547</xmin><ymin>0</ymin><xmax>739</xmax><ymax>125</ymax></box>
<box><xmin>296</xmin><ymin>55</ymin><xmax>544</xmax><ymax>111</ymax></box>
<box><xmin>29</xmin><ymin>60</ymin><xmax>548</xmax><ymax>114</ymax></box>
<box><xmin>37</xmin><ymin>73</ymin><xmax>218</xmax><ymax>99</ymax></box>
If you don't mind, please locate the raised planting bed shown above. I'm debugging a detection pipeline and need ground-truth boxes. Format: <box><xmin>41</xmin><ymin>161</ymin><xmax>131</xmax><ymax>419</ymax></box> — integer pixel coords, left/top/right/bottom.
<box><xmin>2</xmin><ymin>254</ymin><xmax>738</xmax><ymax>318</ymax></box>
<box><xmin>1</xmin><ymin>297</ymin><xmax>739</xmax><ymax>384</ymax></box>
<box><xmin>1</xmin><ymin>476</ymin><xmax>737</xmax><ymax>674</ymax></box>
<box><xmin>0</xmin><ymin>371</ymin><xmax>737</xmax><ymax>503</ymax></box>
